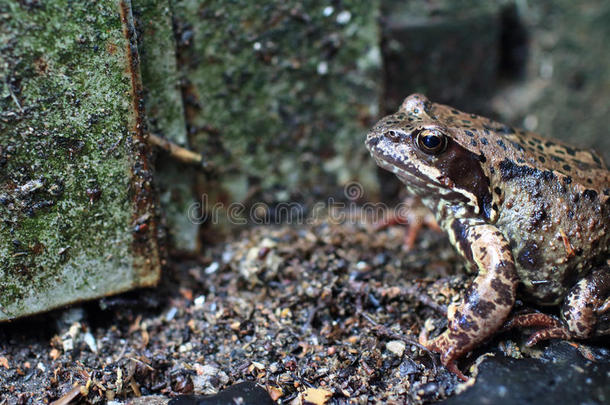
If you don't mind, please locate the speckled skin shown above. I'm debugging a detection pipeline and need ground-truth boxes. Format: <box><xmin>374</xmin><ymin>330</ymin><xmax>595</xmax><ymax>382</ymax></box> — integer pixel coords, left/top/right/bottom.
<box><xmin>365</xmin><ymin>94</ymin><xmax>610</xmax><ymax>380</ymax></box>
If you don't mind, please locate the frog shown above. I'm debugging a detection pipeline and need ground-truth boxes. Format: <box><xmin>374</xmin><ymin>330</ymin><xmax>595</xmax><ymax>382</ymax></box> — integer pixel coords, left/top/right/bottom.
<box><xmin>365</xmin><ymin>94</ymin><xmax>610</xmax><ymax>380</ymax></box>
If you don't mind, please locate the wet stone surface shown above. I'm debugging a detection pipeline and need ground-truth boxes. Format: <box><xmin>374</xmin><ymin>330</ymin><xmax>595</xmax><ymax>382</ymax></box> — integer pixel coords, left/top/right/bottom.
<box><xmin>442</xmin><ymin>341</ymin><xmax>610</xmax><ymax>405</ymax></box>
<box><xmin>169</xmin><ymin>381</ymin><xmax>274</xmax><ymax>405</ymax></box>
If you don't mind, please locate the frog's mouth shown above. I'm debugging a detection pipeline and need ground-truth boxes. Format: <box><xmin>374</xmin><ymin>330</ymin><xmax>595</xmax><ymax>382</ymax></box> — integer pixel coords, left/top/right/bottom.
<box><xmin>366</xmin><ymin>135</ymin><xmax>444</xmax><ymax>193</ymax></box>
<box><xmin>373</xmin><ymin>152</ymin><xmax>442</xmax><ymax>193</ymax></box>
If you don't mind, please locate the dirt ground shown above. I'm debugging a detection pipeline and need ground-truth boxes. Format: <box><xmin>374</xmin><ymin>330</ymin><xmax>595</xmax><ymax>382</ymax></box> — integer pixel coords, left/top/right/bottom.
<box><xmin>0</xmin><ymin>212</ymin><xmax>606</xmax><ymax>404</ymax></box>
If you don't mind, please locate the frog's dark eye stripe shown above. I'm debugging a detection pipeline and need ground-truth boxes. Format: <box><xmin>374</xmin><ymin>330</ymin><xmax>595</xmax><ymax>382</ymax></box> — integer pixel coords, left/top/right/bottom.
<box><xmin>416</xmin><ymin>129</ymin><xmax>447</xmax><ymax>155</ymax></box>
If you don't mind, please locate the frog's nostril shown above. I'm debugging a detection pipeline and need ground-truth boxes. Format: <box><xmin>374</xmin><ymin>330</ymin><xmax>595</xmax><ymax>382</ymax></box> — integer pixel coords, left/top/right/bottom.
<box><xmin>366</xmin><ymin>135</ymin><xmax>380</xmax><ymax>148</ymax></box>
<box><xmin>385</xmin><ymin>130</ymin><xmax>402</xmax><ymax>143</ymax></box>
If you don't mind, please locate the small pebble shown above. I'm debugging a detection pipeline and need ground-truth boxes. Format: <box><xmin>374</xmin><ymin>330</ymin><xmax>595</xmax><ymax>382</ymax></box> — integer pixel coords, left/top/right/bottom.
<box><xmin>165</xmin><ymin>307</ymin><xmax>178</xmax><ymax>322</ymax></box>
<box><xmin>193</xmin><ymin>295</ymin><xmax>206</xmax><ymax>307</ymax></box>
<box><xmin>204</xmin><ymin>262</ymin><xmax>219</xmax><ymax>274</ymax></box>
<box><xmin>83</xmin><ymin>332</ymin><xmax>98</xmax><ymax>353</ymax></box>
<box><xmin>399</xmin><ymin>358</ymin><xmax>421</xmax><ymax>376</ymax></box>
<box><xmin>386</xmin><ymin>340</ymin><xmax>406</xmax><ymax>357</ymax></box>
<box><xmin>179</xmin><ymin>342</ymin><xmax>193</xmax><ymax>353</ymax></box>
<box><xmin>62</xmin><ymin>338</ymin><xmax>74</xmax><ymax>352</ymax></box>
<box><xmin>356</xmin><ymin>261</ymin><xmax>370</xmax><ymax>271</ymax></box>
<box><xmin>336</xmin><ymin>10</ymin><xmax>351</xmax><ymax>24</ymax></box>
<box><xmin>317</xmin><ymin>61</ymin><xmax>328</xmax><ymax>75</ymax></box>
<box><xmin>221</xmin><ymin>250</ymin><xmax>233</xmax><ymax>263</ymax></box>
<box><xmin>191</xmin><ymin>364</ymin><xmax>229</xmax><ymax>395</ymax></box>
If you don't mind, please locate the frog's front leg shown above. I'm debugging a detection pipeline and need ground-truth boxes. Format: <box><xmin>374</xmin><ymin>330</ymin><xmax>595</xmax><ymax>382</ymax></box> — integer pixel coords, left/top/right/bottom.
<box><xmin>422</xmin><ymin>220</ymin><xmax>519</xmax><ymax>380</ymax></box>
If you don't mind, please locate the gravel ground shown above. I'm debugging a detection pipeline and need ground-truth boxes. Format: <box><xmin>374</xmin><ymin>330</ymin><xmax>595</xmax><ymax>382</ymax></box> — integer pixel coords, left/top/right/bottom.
<box><xmin>0</xmin><ymin>212</ymin><xmax>607</xmax><ymax>404</ymax></box>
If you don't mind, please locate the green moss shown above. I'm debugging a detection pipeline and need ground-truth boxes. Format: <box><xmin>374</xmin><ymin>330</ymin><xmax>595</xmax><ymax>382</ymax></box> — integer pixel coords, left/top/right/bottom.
<box><xmin>171</xmin><ymin>0</ymin><xmax>382</xmax><ymax>206</ymax></box>
<box><xmin>134</xmin><ymin>0</ymin><xmax>187</xmax><ymax>144</ymax></box>
<box><xmin>133</xmin><ymin>0</ymin><xmax>199</xmax><ymax>250</ymax></box>
<box><xmin>0</xmin><ymin>0</ymin><xmax>159</xmax><ymax>320</ymax></box>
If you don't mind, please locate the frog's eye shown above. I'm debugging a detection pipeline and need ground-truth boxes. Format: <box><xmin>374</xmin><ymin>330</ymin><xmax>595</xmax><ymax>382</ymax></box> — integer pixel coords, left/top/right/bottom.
<box><xmin>416</xmin><ymin>129</ymin><xmax>447</xmax><ymax>155</ymax></box>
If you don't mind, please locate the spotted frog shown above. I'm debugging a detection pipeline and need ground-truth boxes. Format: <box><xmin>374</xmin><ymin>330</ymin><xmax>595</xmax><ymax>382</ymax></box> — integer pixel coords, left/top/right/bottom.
<box><xmin>366</xmin><ymin>94</ymin><xmax>610</xmax><ymax>380</ymax></box>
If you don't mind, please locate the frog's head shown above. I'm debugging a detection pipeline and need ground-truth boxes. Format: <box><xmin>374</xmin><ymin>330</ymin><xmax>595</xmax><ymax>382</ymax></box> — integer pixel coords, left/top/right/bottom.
<box><xmin>366</xmin><ymin>94</ymin><xmax>497</xmax><ymax>221</ymax></box>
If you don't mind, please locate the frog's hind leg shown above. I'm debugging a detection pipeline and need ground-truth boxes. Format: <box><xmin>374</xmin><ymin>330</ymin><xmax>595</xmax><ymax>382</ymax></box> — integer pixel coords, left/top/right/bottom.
<box><xmin>561</xmin><ymin>266</ymin><xmax>610</xmax><ymax>338</ymax></box>
<box><xmin>523</xmin><ymin>266</ymin><xmax>610</xmax><ymax>346</ymax></box>
<box><xmin>374</xmin><ymin>196</ymin><xmax>441</xmax><ymax>250</ymax></box>
<box><xmin>524</xmin><ymin>324</ymin><xmax>571</xmax><ymax>347</ymax></box>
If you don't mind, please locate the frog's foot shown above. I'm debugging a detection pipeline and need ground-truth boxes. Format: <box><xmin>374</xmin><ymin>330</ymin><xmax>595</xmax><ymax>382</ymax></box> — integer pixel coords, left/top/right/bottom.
<box><xmin>525</xmin><ymin>326</ymin><xmax>572</xmax><ymax>347</ymax></box>
<box><xmin>507</xmin><ymin>267</ymin><xmax>610</xmax><ymax>346</ymax></box>
<box><xmin>503</xmin><ymin>312</ymin><xmax>563</xmax><ymax>331</ymax></box>
<box><xmin>419</xmin><ymin>331</ymin><xmax>469</xmax><ymax>381</ymax></box>
<box><xmin>503</xmin><ymin>312</ymin><xmax>572</xmax><ymax>346</ymax></box>
<box><xmin>374</xmin><ymin>197</ymin><xmax>440</xmax><ymax>250</ymax></box>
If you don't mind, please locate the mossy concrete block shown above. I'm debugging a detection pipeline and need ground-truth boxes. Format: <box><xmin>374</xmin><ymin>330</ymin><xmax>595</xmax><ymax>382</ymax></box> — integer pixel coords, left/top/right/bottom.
<box><xmin>133</xmin><ymin>0</ymin><xmax>199</xmax><ymax>250</ymax></box>
<box><xmin>134</xmin><ymin>0</ymin><xmax>186</xmax><ymax>145</ymax></box>
<box><xmin>170</xmin><ymin>0</ymin><xmax>382</xmax><ymax>218</ymax></box>
<box><xmin>0</xmin><ymin>0</ymin><xmax>161</xmax><ymax>320</ymax></box>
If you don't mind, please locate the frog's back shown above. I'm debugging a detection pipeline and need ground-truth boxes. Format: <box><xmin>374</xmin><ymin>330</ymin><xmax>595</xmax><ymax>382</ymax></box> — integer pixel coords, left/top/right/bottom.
<box><xmin>428</xmin><ymin>99</ymin><xmax>610</xmax><ymax>194</ymax></box>
<box><xmin>490</xmin><ymin>126</ymin><xmax>610</xmax><ymax>194</ymax></box>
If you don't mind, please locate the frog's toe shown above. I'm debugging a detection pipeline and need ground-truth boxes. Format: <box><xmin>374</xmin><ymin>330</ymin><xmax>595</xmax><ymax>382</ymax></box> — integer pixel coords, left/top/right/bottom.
<box><xmin>445</xmin><ymin>361</ymin><xmax>469</xmax><ymax>382</ymax></box>
<box><xmin>525</xmin><ymin>326</ymin><xmax>572</xmax><ymax>347</ymax></box>
<box><xmin>503</xmin><ymin>312</ymin><xmax>572</xmax><ymax>346</ymax></box>
<box><xmin>503</xmin><ymin>312</ymin><xmax>563</xmax><ymax>331</ymax></box>
<box><xmin>421</xmin><ymin>333</ymin><xmax>469</xmax><ymax>381</ymax></box>
<box><xmin>374</xmin><ymin>197</ymin><xmax>441</xmax><ymax>250</ymax></box>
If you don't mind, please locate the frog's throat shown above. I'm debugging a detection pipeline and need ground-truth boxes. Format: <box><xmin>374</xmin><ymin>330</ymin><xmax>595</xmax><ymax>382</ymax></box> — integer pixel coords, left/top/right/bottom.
<box><xmin>372</xmin><ymin>154</ymin><xmax>485</xmax><ymax>218</ymax></box>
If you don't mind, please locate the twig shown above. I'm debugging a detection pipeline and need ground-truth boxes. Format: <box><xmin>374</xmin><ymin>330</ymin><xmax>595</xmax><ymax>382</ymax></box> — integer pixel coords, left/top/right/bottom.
<box><xmin>127</xmin><ymin>356</ymin><xmax>154</xmax><ymax>371</ymax></box>
<box><xmin>50</xmin><ymin>385</ymin><xmax>82</xmax><ymax>405</ymax></box>
<box><xmin>7</xmin><ymin>82</ymin><xmax>23</xmax><ymax>112</ymax></box>
<box><xmin>360</xmin><ymin>312</ymin><xmax>429</xmax><ymax>353</ymax></box>
<box><xmin>302</xmin><ymin>301</ymin><xmax>325</xmax><ymax>333</ymax></box>
<box><xmin>401</xmin><ymin>285</ymin><xmax>448</xmax><ymax>316</ymax></box>
<box><xmin>148</xmin><ymin>133</ymin><xmax>206</xmax><ymax>167</ymax></box>
<box><xmin>361</xmin><ymin>312</ymin><xmax>439</xmax><ymax>373</ymax></box>
<box><xmin>115</xmin><ymin>341</ymin><xmax>129</xmax><ymax>362</ymax></box>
